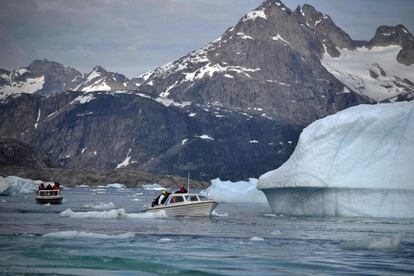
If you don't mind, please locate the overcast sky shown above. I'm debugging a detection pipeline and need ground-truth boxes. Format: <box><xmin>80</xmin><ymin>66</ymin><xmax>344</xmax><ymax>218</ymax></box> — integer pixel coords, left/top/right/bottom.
<box><xmin>0</xmin><ymin>0</ymin><xmax>413</xmax><ymax>77</ymax></box>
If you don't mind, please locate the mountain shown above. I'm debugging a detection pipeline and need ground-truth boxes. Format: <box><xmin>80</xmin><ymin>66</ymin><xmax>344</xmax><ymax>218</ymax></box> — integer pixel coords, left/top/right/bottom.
<box><xmin>74</xmin><ymin>66</ymin><xmax>138</xmax><ymax>92</ymax></box>
<box><xmin>0</xmin><ymin>0</ymin><xmax>413</xmax><ymax>181</ymax></box>
<box><xmin>0</xmin><ymin>59</ymin><xmax>83</xmax><ymax>98</ymax></box>
<box><xmin>0</xmin><ymin>91</ymin><xmax>301</xmax><ymax>180</ymax></box>
<box><xmin>136</xmin><ymin>0</ymin><xmax>413</xmax><ymax>111</ymax></box>
<box><xmin>0</xmin><ymin>61</ymin><xmax>138</xmax><ymax>98</ymax></box>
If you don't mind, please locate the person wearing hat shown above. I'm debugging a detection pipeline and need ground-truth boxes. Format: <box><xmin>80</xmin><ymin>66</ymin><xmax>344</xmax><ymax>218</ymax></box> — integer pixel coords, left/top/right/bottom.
<box><xmin>158</xmin><ymin>190</ymin><xmax>170</xmax><ymax>205</ymax></box>
<box><xmin>151</xmin><ymin>190</ymin><xmax>171</xmax><ymax>207</ymax></box>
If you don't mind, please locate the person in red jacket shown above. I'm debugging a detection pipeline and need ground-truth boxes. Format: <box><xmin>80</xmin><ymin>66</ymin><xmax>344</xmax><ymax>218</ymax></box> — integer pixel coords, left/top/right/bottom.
<box><xmin>52</xmin><ymin>182</ymin><xmax>60</xmax><ymax>191</ymax></box>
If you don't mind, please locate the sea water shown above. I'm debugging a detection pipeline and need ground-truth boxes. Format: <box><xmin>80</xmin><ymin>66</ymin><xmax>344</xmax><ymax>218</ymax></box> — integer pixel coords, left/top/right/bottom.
<box><xmin>0</xmin><ymin>186</ymin><xmax>413</xmax><ymax>275</ymax></box>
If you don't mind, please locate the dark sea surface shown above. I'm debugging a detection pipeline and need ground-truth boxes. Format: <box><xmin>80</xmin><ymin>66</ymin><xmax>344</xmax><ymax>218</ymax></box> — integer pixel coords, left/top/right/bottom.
<box><xmin>0</xmin><ymin>186</ymin><xmax>413</xmax><ymax>275</ymax></box>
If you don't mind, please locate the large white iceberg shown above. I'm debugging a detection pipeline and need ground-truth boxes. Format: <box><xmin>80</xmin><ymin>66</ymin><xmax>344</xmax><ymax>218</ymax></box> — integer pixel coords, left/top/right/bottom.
<box><xmin>0</xmin><ymin>176</ymin><xmax>47</xmax><ymax>195</ymax></box>
<box><xmin>201</xmin><ymin>178</ymin><xmax>267</xmax><ymax>204</ymax></box>
<box><xmin>258</xmin><ymin>101</ymin><xmax>414</xmax><ymax>218</ymax></box>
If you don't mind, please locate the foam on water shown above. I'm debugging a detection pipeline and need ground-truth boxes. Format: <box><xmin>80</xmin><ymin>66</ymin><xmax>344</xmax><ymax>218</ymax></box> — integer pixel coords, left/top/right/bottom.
<box><xmin>212</xmin><ymin>210</ymin><xmax>229</xmax><ymax>217</ymax></box>
<box><xmin>43</xmin><ymin>231</ymin><xmax>135</xmax><ymax>239</ymax></box>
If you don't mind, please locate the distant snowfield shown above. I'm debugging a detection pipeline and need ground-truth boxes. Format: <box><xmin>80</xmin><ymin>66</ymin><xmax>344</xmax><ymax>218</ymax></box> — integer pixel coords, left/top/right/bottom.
<box><xmin>322</xmin><ymin>45</ymin><xmax>414</xmax><ymax>101</ymax></box>
<box><xmin>0</xmin><ymin>76</ymin><xmax>45</xmax><ymax>99</ymax></box>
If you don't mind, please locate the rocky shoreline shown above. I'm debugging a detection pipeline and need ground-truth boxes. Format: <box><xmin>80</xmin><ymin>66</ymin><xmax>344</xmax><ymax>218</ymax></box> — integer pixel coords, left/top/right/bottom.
<box><xmin>0</xmin><ymin>166</ymin><xmax>209</xmax><ymax>189</ymax></box>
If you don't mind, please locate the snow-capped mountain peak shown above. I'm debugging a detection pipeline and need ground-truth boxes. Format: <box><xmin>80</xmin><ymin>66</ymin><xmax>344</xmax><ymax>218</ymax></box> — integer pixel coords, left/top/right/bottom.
<box><xmin>75</xmin><ymin>66</ymin><xmax>137</xmax><ymax>92</ymax></box>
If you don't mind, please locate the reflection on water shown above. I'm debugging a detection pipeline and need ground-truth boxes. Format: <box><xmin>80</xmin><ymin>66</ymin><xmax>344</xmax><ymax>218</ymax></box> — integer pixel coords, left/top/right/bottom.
<box><xmin>0</xmin><ymin>187</ymin><xmax>413</xmax><ymax>275</ymax></box>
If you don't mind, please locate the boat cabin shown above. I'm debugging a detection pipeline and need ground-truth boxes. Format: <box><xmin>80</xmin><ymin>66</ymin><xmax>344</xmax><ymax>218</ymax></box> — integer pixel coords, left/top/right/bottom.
<box><xmin>165</xmin><ymin>193</ymin><xmax>209</xmax><ymax>205</ymax></box>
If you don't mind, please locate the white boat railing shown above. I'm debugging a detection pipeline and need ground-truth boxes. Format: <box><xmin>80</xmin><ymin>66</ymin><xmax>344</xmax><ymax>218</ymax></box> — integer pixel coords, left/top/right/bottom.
<box><xmin>37</xmin><ymin>190</ymin><xmax>61</xmax><ymax>196</ymax></box>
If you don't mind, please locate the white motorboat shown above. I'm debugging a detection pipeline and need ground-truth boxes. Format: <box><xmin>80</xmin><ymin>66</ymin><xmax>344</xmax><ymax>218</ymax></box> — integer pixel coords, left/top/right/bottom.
<box><xmin>35</xmin><ymin>190</ymin><xmax>63</xmax><ymax>204</ymax></box>
<box><xmin>146</xmin><ymin>193</ymin><xmax>217</xmax><ymax>217</ymax></box>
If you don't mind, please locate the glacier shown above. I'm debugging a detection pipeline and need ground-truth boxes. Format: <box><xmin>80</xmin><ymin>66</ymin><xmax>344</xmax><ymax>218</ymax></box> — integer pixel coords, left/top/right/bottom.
<box><xmin>258</xmin><ymin>101</ymin><xmax>414</xmax><ymax>218</ymax></box>
<box><xmin>201</xmin><ymin>178</ymin><xmax>267</xmax><ymax>204</ymax></box>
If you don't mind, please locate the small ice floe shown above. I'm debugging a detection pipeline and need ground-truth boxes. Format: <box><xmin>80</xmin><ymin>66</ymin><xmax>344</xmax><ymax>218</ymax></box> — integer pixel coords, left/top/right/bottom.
<box><xmin>60</xmin><ymin>208</ymin><xmax>167</xmax><ymax>219</ymax></box>
<box><xmin>131</xmin><ymin>198</ymin><xmax>140</xmax><ymax>201</ymax></box>
<box><xmin>77</xmin><ymin>184</ymin><xmax>90</xmax><ymax>188</ymax></box>
<box><xmin>341</xmin><ymin>233</ymin><xmax>404</xmax><ymax>250</ymax></box>
<box><xmin>104</xmin><ymin>183</ymin><xmax>126</xmax><ymax>189</ymax></box>
<box><xmin>43</xmin><ymin>231</ymin><xmax>135</xmax><ymax>239</ymax></box>
<box><xmin>271</xmin><ymin>230</ymin><xmax>282</xmax><ymax>236</ymax></box>
<box><xmin>264</xmin><ymin>213</ymin><xmax>277</xmax><ymax>217</ymax></box>
<box><xmin>82</xmin><ymin>202</ymin><xmax>116</xmax><ymax>210</ymax></box>
<box><xmin>200</xmin><ymin>178</ymin><xmax>267</xmax><ymax>204</ymax></box>
<box><xmin>158</xmin><ymin>238</ymin><xmax>172</xmax><ymax>243</ymax></box>
<box><xmin>142</xmin><ymin>183</ymin><xmax>165</xmax><ymax>191</ymax></box>
<box><xmin>212</xmin><ymin>210</ymin><xmax>229</xmax><ymax>217</ymax></box>
<box><xmin>250</xmin><ymin>236</ymin><xmax>265</xmax><ymax>242</ymax></box>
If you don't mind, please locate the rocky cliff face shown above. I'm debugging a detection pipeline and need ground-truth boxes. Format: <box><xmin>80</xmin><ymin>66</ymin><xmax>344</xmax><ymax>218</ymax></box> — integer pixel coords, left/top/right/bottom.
<box><xmin>0</xmin><ymin>91</ymin><xmax>301</xmax><ymax>180</ymax></box>
<box><xmin>0</xmin><ymin>138</ymin><xmax>57</xmax><ymax>168</ymax></box>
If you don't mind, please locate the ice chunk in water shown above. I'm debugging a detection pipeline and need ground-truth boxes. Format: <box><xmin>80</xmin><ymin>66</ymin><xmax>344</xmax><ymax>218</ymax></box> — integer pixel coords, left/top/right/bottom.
<box><xmin>142</xmin><ymin>183</ymin><xmax>165</xmax><ymax>191</ymax></box>
<box><xmin>201</xmin><ymin>178</ymin><xmax>267</xmax><ymax>204</ymax></box>
<box><xmin>82</xmin><ymin>202</ymin><xmax>116</xmax><ymax>210</ymax></box>
<box><xmin>43</xmin><ymin>231</ymin><xmax>135</xmax><ymax>239</ymax></box>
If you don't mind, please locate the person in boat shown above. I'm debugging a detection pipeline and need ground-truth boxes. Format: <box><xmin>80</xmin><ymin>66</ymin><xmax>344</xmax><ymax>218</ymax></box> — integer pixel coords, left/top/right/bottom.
<box><xmin>38</xmin><ymin>183</ymin><xmax>45</xmax><ymax>191</ymax></box>
<box><xmin>151</xmin><ymin>190</ymin><xmax>170</xmax><ymax>207</ymax></box>
<box><xmin>175</xmin><ymin>186</ymin><xmax>188</xmax><ymax>194</ymax></box>
<box><xmin>52</xmin><ymin>182</ymin><xmax>60</xmax><ymax>191</ymax></box>
<box><xmin>46</xmin><ymin>184</ymin><xmax>53</xmax><ymax>190</ymax></box>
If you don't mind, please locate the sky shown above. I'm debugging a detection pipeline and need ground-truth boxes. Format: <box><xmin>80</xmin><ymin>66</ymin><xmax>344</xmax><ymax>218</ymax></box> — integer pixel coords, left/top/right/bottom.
<box><xmin>0</xmin><ymin>0</ymin><xmax>413</xmax><ymax>78</ymax></box>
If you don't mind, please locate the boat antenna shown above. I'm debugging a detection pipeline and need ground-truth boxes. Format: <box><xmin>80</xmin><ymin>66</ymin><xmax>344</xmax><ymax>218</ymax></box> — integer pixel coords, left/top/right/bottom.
<box><xmin>187</xmin><ymin>172</ymin><xmax>190</xmax><ymax>193</ymax></box>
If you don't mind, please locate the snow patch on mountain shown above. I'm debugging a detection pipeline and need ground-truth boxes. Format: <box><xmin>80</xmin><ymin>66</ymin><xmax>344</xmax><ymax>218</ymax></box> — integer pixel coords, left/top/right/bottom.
<box><xmin>0</xmin><ymin>76</ymin><xmax>45</xmax><ymax>99</ymax></box>
<box><xmin>272</xmin><ymin>34</ymin><xmax>292</xmax><ymax>47</ymax></box>
<box><xmin>116</xmin><ymin>148</ymin><xmax>132</xmax><ymax>169</ymax></box>
<box><xmin>242</xmin><ymin>10</ymin><xmax>267</xmax><ymax>22</ymax></box>
<box><xmin>72</xmin><ymin>94</ymin><xmax>96</xmax><ymax>104</ymax></box>
<box><xmin>322</xmin><ymin>45</ymin><xmax>414</xmax><ymax>101</ymax></box>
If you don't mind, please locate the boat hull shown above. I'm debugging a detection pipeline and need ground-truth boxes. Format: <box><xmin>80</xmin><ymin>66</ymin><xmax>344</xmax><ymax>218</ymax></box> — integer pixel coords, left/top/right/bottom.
<box><xmin>146</xmin><ymin>201</ymin><xmax>217</xmax><ymax>217</ymax></box>
<box><xmin>36</xmin><ymin>195</ymin><xmax>63</xmax><ymax>204</ymax></box>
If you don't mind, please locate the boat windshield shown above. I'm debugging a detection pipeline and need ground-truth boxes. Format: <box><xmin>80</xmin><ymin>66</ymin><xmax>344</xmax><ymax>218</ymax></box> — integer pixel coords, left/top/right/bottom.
<box><xmin>185</xmin><ymin>195</ymin><xmax>199</xmax><ymax>202</ymax></box>
<box><xmin>168</xmin><ymin>195</ymin><xmax>185</xmax><ymax>204</ymax></box>
<box><xmin>198</xmin><ymin>195</ymin><xmax>208</xmax><ymax>201</ymax></box>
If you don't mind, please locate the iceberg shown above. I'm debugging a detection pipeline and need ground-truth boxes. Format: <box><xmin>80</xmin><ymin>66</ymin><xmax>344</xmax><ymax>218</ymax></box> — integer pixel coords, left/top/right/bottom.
<box><xmin>0</xmin><ymin>176</ymin><xmax>48</xmax><ymax>195</ymax></box>
<box><xmin>141</xmin><ymin>183</ymin><xmax>165</xmax><ymax>191</ymax></box>
<box><xmin>258</xmin><ymin>102</ymin><xmax>414</xmax><ymax>218</ymax></box>
<box><xmin>200</xmin><ymin>178</ymin><xmax>267</xmax><ymax>204</ymax></box>
<box><xmin>103</xmin><ymin>183</ymin><xmax>126</xmax><ymax>189</ymax></box>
